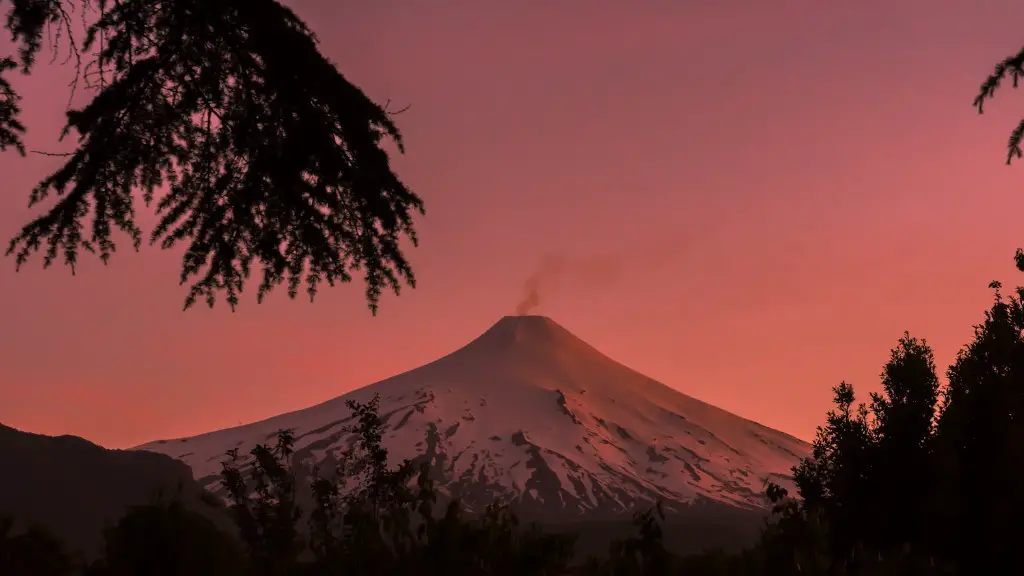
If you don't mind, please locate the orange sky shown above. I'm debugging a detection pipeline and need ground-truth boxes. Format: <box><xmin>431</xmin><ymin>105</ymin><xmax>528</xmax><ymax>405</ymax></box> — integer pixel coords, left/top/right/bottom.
<box><xmin>4</xmin><ymin>0</ymin><xmax>1024</xmax><ymax>449</ymax></box>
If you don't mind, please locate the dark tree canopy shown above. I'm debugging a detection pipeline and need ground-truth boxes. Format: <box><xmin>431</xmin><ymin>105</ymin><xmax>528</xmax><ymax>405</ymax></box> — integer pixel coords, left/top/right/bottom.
<box><xmin>1</xmin><ymin>0</ymin><xmax>425</xmax><ymax>311</ymax></box>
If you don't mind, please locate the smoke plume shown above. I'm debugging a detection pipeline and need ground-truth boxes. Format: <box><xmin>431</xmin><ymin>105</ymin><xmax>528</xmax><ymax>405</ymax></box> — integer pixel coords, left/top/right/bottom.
<box><xmin>511</xmin><ymin>234</ymin><xmax>685</xmax><ymax>316</ymax></box>
<box><xmin>515</xmin><ymin>256</ymin><xmax>566</xmax><ymax>315</ymax></box>
<box><xmin>514</xmin><ymin>253</ymin><xmax>634</xmax><ymax>315</ymax></box>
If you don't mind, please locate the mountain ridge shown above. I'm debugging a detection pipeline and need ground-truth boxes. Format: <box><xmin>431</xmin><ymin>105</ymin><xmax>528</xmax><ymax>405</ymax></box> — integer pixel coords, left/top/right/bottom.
<box><xmin>0</xmin><ymin>423</ymin><xmax>229</xmax><ymax>558</ymax></box>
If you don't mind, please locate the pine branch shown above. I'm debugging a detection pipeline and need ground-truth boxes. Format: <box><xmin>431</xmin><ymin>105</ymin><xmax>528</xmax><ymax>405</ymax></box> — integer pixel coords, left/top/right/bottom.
<box><xmin>3</xmin><ymin>0</ymin><xmax>425</xmax><ymax>312</ymax></box>
<box><xmin>974</xmin><ymin>45</ymin><xmax>1024</xmax><ymax>165</ymax></box>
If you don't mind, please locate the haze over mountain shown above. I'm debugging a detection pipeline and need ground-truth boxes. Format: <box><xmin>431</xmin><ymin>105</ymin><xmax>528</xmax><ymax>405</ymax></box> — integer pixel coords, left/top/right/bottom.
<box><xmin>137</xmin><ymin>315</ymin><xmax>810</xmax><ymax>522</ymax></box>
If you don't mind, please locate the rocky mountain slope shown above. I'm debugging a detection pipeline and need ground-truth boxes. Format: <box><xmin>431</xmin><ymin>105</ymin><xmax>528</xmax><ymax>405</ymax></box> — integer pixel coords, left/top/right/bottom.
<box><xmin>137</xmin><ymin>316</ymin><xmax>810</xmax><ymax>522</ymax></box>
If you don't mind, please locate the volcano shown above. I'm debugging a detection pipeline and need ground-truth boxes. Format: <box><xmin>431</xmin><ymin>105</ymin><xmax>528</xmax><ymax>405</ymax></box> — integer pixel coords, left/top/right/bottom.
<box><xmin>135</xmin><ymin>316</ymin><xmax>810</xmax><ymax>521</ymax></box>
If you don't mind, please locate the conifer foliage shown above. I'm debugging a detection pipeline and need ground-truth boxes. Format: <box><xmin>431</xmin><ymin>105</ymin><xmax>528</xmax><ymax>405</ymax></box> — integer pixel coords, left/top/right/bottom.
<box><xmin>2</xmin><ymin>0</ymin><xmax>425</xmax><ymax>311</ymax></box>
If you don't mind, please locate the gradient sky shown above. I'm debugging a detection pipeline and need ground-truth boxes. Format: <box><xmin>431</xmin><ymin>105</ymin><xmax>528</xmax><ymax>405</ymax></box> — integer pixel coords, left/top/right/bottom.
<box><xmin>4</xmin><ymin>0</ymin><xmax>1024</xmax><ymax>449</ymax></box>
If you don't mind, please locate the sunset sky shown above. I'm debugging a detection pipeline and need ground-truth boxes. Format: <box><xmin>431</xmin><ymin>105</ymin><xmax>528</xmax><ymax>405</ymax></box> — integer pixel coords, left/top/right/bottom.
<box><xmin>4</xmin><ymin>0</ymin><xmax>1024</xmax><ymax>449</ymax></box>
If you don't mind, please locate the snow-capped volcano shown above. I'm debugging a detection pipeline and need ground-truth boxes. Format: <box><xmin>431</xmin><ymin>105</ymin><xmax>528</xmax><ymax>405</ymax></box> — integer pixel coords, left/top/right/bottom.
<box><xmin>136</xmin><ymin>315</ymin><xmax>810</xmax><ymax>520</ymax></box>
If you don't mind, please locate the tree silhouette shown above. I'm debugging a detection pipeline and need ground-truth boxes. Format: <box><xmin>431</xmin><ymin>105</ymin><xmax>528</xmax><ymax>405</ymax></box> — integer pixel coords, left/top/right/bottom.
<box><xmin>3</xmin><ymin>0</ymin><xmax>425</xmax><ymax>311</ymax></box>
<box><xmin>87</xmin><ymin>501</ymin><xmax>243</xmax><ymax>576</ymax></box>
<box><xmin>791</xmin><ymin>380</ymin><xmax>873</xmax><ymax>564</ymax></box>
<box><xmin>932</xmin><ymin>281</ymin><xmax>1024</xmax><ymax>574</ymax></box>
<box><xmin>599</xmin><ymin>502</ymin><xmax>673</xmax><ymax>576</ymax></box>
<box><xmin>0</xmin><ymin>516</ymin><xmax>77</xmax><ymax>576</ymax></box>
<box><xmin>866</xmin><ymin>333</ymin><xmax>939</xmax><ymax>554</ymax></box>
<box><xmin>760</xmin><ymin>277</ymin><xmax>1024</xmax><ymax>575</ymax></box>
<box><xmin>220</xmin><ymin>430</ymin><xmax>303</xmax><ymax>576</ymax></box>
<box><xmin>778</xmin><ymin>334</ymin><xmax>945</xmax><ymax>572</ymax></box>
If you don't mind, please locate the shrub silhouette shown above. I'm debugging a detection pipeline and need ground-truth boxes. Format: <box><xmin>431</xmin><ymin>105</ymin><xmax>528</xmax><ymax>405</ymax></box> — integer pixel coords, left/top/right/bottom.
<box><xmin>0</xmin><ymin>516</ymin><xmax>77</xmax><ymax>576</ymax></box>
<box><xmin>86</xmin><ymin>502</ymin><xmax>243</xmax><ymax>576</ymax></box>
<box><xmin>217</xmin><ymin>395</ymin><xmax>575</xmax><ymax>575</ymax></box>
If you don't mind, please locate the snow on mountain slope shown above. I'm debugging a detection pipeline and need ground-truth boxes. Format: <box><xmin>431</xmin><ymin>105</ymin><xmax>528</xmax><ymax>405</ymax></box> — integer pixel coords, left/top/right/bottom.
<box><xmin>135</xmin><ymin>315</ymin><xmax>810</xmax><ymax>519</ymax></box>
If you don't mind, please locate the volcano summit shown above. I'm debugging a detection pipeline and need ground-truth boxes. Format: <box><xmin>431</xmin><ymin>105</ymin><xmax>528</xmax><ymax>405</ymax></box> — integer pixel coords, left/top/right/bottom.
<box><xmin>136</xmin><ymin>316</ymin><xmax>810</xmax><ymax>521</ymax></box>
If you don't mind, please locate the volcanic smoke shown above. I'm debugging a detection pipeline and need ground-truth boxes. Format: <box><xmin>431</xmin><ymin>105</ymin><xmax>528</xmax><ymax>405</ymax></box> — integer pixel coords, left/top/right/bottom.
<box><xmin>513</xmin><ymin>244</ymin><xmax>678</xmax><ymax>316</ymax></box>
<box><xmin>515</xmin><ymin>256</ymin><xmax>565</xmax><ymax>315</ymax></box>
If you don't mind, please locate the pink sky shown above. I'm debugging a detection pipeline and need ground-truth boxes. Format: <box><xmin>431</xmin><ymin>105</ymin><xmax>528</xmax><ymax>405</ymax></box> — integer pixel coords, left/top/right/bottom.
<box><xmin>3</xmin><ymin>0</ymin><xmax>1024</xmax><ymax>449</ymax></box>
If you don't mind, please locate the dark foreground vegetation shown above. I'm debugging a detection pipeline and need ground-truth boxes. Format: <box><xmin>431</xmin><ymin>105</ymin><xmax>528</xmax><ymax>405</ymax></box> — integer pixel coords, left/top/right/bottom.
<box><xmin>5</xmin><ymin>278</ymin><xmax>1024</xmax><ymax>575</ymax></box>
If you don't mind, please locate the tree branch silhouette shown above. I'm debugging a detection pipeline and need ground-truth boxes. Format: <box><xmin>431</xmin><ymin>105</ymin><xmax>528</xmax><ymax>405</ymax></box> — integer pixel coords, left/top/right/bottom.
<box><xmin>2</xmin><ymin>0</ymin><xmax>425</xmax><ymax>312</ymax></box>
